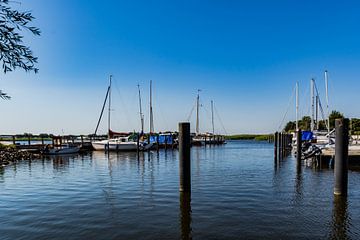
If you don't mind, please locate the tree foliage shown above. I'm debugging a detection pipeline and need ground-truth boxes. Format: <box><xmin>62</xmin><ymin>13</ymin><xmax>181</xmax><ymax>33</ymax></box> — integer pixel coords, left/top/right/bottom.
<box><xmin>0</xmin><ymin>0</ymin><xmax>40</xmax><ymax>99</ymax></box>
<box><xmin>329</xmin><ymin>110</ymin><xmax>344</xmax><ymax>129</ymax></box>
<box><xmin>283</xmin><ymin>112</ymin><xmax>344</xmax><ymax>132</ymax></box>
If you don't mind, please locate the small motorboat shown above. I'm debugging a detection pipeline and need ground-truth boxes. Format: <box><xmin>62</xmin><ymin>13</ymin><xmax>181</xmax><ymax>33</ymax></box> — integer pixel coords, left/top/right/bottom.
<box><xmin>42</xmin><ymin>144</ymin><xmax>80</xmax><ymax>155</ymax></box>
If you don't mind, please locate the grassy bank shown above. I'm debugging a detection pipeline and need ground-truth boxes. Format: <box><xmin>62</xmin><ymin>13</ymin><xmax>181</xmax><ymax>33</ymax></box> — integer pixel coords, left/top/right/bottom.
<box><xmin>225</xmin><ymin>134</ymin><xmax>271</xmax><ymax>141</ymax></box>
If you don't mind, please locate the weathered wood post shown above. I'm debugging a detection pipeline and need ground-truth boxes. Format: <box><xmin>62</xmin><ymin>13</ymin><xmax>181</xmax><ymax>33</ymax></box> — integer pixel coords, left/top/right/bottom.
<box><xmin>296</xmin><ymin>129</ymin><xmax>302</xmax><ymax>165</ymax></box>
<box><xmin>165</xmin><ymin>135</ymin><xmax>168</xmax><ymax>151</ymax></box>
<box><xmin>274</xmin><ymin>132</ymin><xmax>278</xmax><ymax>162</ymax></box>
<box><xmin>12</xmin><ymin>136</ymin><xmax>16</xmax><ymax>145</ymax></box>
<box><xmin>28</xmin><ymin>136</ymin><xmax>31</xmax><ymax>145</ymax></box>
<box><xmin>334</xmin><ymin>118</ymin><xmax>349</xmax><ymax>196</ymax></box>
<box><xmin>179</xmin><ymin>122</ymin><xmax>191</xmax><ymax>192</ymax></box>
<box><xmin>279</xmin><ymin>132</ymin><xmax>283</xmax><ymax>159</ymax></box>
<box><xmin>137</xmin><ymin>132</ymin><xmax>140</xmax><ymax>156</ymax></box>
<box><xmin>156</xmin><ymin>134</ymin><xmax>160</xmax><ymax>152</ymax></box>
<box><xmin>81</xmin><ymin>135</ymin><xmax>84</xmax><ymax>145</ymax></box>
<box><xmin>41</xmin><ymin>136</ymin><xmax>44</xmax><ymax>145</ymax></box>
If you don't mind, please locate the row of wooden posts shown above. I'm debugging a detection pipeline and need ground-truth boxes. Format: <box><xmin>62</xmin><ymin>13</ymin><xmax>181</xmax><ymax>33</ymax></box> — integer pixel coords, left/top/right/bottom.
<box><xmin>273</xmin><ymin>118</ymin><xmax>350</xmax><ymax>196</ymax></box>
<box><xmin>273</xmin><ymin>132</ymin><xmax>293</xmax><ymax>161</ymax></box>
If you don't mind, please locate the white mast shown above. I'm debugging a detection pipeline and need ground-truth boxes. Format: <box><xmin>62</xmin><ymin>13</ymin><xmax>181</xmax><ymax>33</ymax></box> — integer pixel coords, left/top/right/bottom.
<box><xmin>296</xmin><ymin>81</ymin><xmax>299</xmax><ymax>131</ymax></box>
<box><xmin>108</xmin><ymin>75</ymin><xmax>112</xmax><ymax>139</ymax></box>
<box><xmin>149</xmin><ymin>80</ymin><xmax>154</xmax><ymax>133</ymax></box>
<box><xmin>211</xmin><ymin>100</ymin><xmax>215</xmax><ymax>135</ymax></box>
<box><xmin>196</xmin><ymin>89</ymin><xmax>200</xmax><ymax>135</ymax></box>
<box><xmin>137</xmin><ymin>84</ymin><xmax>144</xmax><ymax>133</ymax></box>
<box><xmin>310</xmin><ymin>78</ymin><xmax>315</xmax><ymax>131</ymax></box>
<box><xmin>325</xmin><ymin>70</ymin><xmax>330</xmax><ymax>131</ymax></box>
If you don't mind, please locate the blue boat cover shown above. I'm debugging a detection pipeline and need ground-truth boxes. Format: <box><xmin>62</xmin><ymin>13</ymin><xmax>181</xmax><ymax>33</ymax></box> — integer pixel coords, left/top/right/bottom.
<box><xmin>301</xmin><ymin>131</ymin><xmax>313</xmax><ymax>141</ymax></box>
<box><xmin>150</xmin><ymin>135</ymin><xmax>173</xmax><ymax>144</ymax></box>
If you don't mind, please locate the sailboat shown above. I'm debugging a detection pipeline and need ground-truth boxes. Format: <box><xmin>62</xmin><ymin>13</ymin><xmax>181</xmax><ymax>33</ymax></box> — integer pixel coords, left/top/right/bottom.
<box><xmin>91</xmin><ymin>76</ymin><xmax>153</xmax><ymax>151</ymax></box>
<box><xmin>191</xmin><ymin>91</ymin><xmax>226</xmax><ymax>145</ymax></box>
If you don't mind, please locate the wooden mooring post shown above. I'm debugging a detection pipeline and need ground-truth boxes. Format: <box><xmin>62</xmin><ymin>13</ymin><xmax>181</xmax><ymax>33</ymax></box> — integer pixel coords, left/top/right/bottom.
<box><xmin>179</xmin><ymin>122</ymin><xmax>191</xmax><ymax>193</ymax></box>
<box><xmin>274</xmin><ymin>132</ymin><xmax>278</xmax><ymax>162</ymax></box>
<box><xmin>296</xmin><ymin>129</ymin><xmax>302</xmax><ymax>166</ymax></box>
<box><xmin>334</xmin><ymin>118</ymin><xmax>349</xmax><ymax>196</ymax></box>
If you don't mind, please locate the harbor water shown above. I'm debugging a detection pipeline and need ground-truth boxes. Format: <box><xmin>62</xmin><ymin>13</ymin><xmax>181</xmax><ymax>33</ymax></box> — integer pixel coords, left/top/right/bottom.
<box><xmin>0</xmin><ymin>141</ymin><xmax>360</xmax><ymax>239</ymax></box>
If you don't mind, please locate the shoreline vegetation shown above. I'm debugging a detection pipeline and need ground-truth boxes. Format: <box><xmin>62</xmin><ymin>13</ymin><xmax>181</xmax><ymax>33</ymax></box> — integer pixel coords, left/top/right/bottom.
<box><xmin>225</xmin><ymin>134</ymin><xmax>272</xmax><ymax>141</ymax></box>
<box><xmin>0</xmin><ymin>144</ymin><xmax>39</xmax><ymax>167</ymax></box>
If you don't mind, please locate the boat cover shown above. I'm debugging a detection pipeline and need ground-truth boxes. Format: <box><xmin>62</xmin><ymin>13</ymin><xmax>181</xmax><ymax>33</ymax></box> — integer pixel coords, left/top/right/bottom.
<box><xmin>301</xmin><ymin>131</ymin><xmax>313</xmax><ymax>141</ymax></box>
<box><xmin>150</xmin><ymin>135</ymin><xmax>173</xmax><ymax>144</ymax></box>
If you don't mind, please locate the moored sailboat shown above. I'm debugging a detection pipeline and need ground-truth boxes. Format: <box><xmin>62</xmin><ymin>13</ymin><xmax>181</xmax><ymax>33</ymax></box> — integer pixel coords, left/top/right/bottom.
<box><xmin>91</xmin><ymin>76</ymin><xmax>152</xmax><ymax>151</ymax></box>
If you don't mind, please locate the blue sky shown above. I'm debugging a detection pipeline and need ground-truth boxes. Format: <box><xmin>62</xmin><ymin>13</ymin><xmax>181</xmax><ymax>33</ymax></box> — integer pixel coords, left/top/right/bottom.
<box><xmin>1</xmin><ymin>0</ymin><xmax>359</xmax><ymax>135</ymax></box>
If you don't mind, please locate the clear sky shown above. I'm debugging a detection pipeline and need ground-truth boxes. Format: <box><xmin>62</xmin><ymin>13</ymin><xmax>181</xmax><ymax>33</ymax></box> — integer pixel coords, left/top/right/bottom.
<box><xmin>1</xmin><ymin>0</ymin><xmax>359</xmax><ymax>135</ymax></box>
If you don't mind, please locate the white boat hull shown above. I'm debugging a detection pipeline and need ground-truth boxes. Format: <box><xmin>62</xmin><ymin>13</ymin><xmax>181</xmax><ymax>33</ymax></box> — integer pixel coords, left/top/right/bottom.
<box><xmin>92</xmin><ymin>139</ymin><xmax>152</xmax><ymax>151</ymax></box>
<box><xmin>44</xmin><ymin>147</ymin><xmax>80</xmax><ymax>155</ymax></box>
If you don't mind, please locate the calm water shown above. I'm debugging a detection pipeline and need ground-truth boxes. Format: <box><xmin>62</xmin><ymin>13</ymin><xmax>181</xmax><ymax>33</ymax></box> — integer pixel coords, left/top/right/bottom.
<box><xmin>1</xmin><ymin>141</ymin><xmax>360</xmax><ymax>239</ymax></box>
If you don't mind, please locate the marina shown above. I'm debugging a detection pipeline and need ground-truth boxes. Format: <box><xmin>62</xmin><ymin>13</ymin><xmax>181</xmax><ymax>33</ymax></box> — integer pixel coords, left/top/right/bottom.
<box><xmin>1</xmin><ymin>1</ymin><xmax>360</xmax><ymax>239</ymax></box>
<box><xmin>1</xmin><ymin>140</ymin><xmax>360</xmax><ymax>239</ymax></box>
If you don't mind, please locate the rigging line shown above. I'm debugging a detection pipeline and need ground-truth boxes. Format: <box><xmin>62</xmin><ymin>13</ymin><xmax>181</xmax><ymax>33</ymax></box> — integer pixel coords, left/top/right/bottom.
<box><xmin>299</xmin><ymin>83</ymin><xmax>310</xmax><ymax>118</ymax></box>
<box><xmin>113</xmin><ymin>79</ymin><xmax>132</xmax><ymax>127</ymax></box>
<box><xmin>202</xmin><ymin>105</ymin><xmax>214</xmax><ymax>133</ymax></box>
<box><xmin>186</xmin><ymin>100</ymin><xmax>196</xmax><ymax>122</ymax></box>
<box><xmin>278</xmin><ymin>84</ymin><xmax>296</xmax><ymax>132</ymax></box>
<box><xmin>314</xmin><ymin>82</ymin><xmax>327</xmax><ymax>121</ymax></box>
<box><xmin>214</xmin><ymin>105</ymin><xmax>228</xmax><ymax>135</ymax></box>
<box><xmin>94</xmin><ymin>86</ymin><xmax>110</xmax><ymax>135</ymax></box>
<box><xmin>154</xmin><ymin>93</ymin><xmax>170</xmax><ymax>131</ymax></box>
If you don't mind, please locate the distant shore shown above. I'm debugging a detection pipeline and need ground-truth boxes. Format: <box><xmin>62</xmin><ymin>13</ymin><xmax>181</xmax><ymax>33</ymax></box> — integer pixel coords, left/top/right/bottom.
<box><xmin>225</xmin><ymin>134</ymin><xmax>271</xmax><ymax>141</ymax></box>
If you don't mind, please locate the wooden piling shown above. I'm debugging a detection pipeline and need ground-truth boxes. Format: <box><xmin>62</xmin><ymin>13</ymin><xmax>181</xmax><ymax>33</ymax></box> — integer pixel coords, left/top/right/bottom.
<box><xmin>12</xmin><ymin>136</ymin><xmax>15</xmax><ymax>145</ymax></box>
<box><xmin>274</xmin><ymin>132</ymin><xmax>278</xmax><ymax>162</ymax></box>
<box><xmin>179</xmin><ymin>122</ymin><xmax>191</xmax><ymax>192</ymax></box>
<box><xmin>156</xmin><ymin>134</ymin><xmax>159</xmax><ymax>152</ymax></box>
<box><xmin>280</xmin><ymin>132</ymin><xmax>283</xmax><ymax>158</ymax></box>
<box><xmin>137</xmin><ymin>133</ymin><xmax>140</xmax><ymax>156</ymax></box>
<box><xmin>334</xmin><ymin>118</ymin><xmax>349</xmax><ymax>196</ymax></box>
<box><xmin>28</xmin><ymin>136</ymin><xmax>31</xmax><ymax>145</ymax></box>
<box><xmin>296</xmin><ymin>130</ymin><xmax>302</xmax><ymax>165</ymax></box>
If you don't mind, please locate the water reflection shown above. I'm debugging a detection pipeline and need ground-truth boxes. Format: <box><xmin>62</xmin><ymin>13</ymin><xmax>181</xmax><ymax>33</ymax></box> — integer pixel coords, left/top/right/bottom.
<box><xmin>293</xmin><ymin>162</ymin><xmax>303</xmax><ymax>204</ymax></box>
<box><xmin>330</xmin><ymin>196</ymin><xmax>350</xmax><ymax>240</ymax></box>
<box><xmin>179</xmin><ymin>192</ymin><xmax>192</xmax><ymax>240</ymax></box>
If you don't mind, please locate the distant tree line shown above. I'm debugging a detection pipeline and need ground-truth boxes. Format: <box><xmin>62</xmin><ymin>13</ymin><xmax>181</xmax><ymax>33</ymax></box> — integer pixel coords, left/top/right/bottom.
<box><xmin>283</xmin><ymin>110</ymin><xmax>360</xmax><ymax>134</ymax></box>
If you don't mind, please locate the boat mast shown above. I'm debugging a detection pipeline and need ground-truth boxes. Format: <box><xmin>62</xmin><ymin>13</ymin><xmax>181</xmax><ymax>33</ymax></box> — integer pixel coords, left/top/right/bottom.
<box><xmin>137</xmin><ymin>84</ymin><xmax>144</xmax><ymax>134</ymax></box>
<box><xmin>149</xmin><ymin>80</ymin><xmax>154</xmax><ymax>133</ymax></box>
<box><xmin>94</xmin><ymin>77</ymin><xmax>111</xmax><ymax>135</ymax></box>
<box><xmin>211</xmin><ymin>100</ymin><xmax>215</xmax><ymax>135</ymax></box>
<box><xmin>325</xmin><ymin>70</ymin><xmax>330</xmax><ymax>132</ymax></box>
<box><xmin>310</xmin><ymin>78</ymin><xmax>315</xmax><ymax>131</ymax></box>
<box><xmin>108</xmin><ymin>75</ymin><xmax>112</xmax><ymax>139</ymax></box>
<box><xmin>196</xmin><ymin>89</ymin><xmax>200</xmax><ymax>135</ymax></box>
<box><xmin>296</xmin><ymin>82</ymin><xmax>299</xmax><ymax>131</ymax></box>
<box><xmin>316</xmin><ymin>95</ymin><xmax>319</xmax><ymax>130</ymax></box>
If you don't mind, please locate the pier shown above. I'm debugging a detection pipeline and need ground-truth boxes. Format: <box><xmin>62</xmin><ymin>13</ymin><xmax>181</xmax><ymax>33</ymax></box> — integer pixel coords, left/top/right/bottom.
<box><xmin>0</xmin><ymin>132</ymin><xmax>226</xmax><ymax>154</ymax></box>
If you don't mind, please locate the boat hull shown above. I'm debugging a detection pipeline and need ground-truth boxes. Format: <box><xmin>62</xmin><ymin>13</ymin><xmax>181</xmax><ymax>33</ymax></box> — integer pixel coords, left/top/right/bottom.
<box><xmin>44</xmin><ymin>147</ymin><xmax>80</xmax><ymax>155</ymax></box>
<box><xmin>92</xmin><ymin>140</ymin><xmax>152</xmax><ymax>151</ymax></box>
